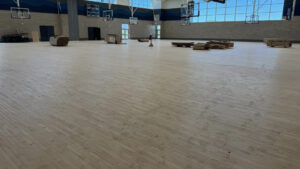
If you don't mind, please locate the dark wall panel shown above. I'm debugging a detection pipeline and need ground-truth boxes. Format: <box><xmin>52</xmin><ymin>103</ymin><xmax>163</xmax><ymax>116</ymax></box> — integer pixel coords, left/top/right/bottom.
<box><xmin>283</xmin><ymin>0</ymin><xmax>300</xmax><ymax>16</ymax></box>
<box><xmin>0</xmin><ymin>0</ymin><xmax>68</xmax><ymax>14</ymax></box>
<box><xmin>0</xmin><ymin>0</ymin><xmax>298</xmax><ymax>21</ymax></box>
<box><xmin>160</xmin><ymin>8</ymin><xmax>181</xmax><ymax>21</ymax></box>
<box><xmin>77</xmin><ymin>0</ymin><xmax>154</xmax><ymax>20</ymax></box>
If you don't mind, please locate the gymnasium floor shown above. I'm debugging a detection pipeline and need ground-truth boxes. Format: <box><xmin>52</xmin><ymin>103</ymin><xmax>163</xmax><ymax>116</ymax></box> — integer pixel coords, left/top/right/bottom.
<box><xmin>0</xmin><ymin>40</ymin><xmax>300</xmax><ymax>169</ymax></box>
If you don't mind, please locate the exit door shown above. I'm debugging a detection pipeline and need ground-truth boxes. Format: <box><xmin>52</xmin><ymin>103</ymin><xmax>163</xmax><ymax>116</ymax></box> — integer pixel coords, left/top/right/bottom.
<box><xmin>88</xmin><ymin>27</ymin><xmax>101</xmax><ymax>40</ymax></box>
<box><xmin>156</xmin><ymin>25</ymin><xmax>161</xmax><ymax>39</ymax></box>
<box><xmin>40</xmin><ymin>26</ymin><xmax>55</xmax><ymax>41</ymax></box>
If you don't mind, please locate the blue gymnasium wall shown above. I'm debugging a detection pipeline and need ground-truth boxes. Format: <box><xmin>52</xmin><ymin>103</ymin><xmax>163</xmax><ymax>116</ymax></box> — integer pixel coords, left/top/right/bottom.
<box><xmin>160</xmin><ymin>0</ymin><xmax>300</xmax><ymax>21</ymax></box>
<box><xmin>160</xmin><ymin>8</ymin><xmax>181</xmax><ymax>21</ymax></box>
<box><xmin>77</xmin><ymin>0</ymin><xmax>154</xmax><ymax>20</ymax></box>
<box><xmin>0</xmin><ymin>0</ymin><xmax>298</xmax><ymax>20</ymax></box>
<box><xmin>283</xmin><ymin>0</ymin><xmax>300</xmax><ymax>16</ymax></box>
<box><xmin>0</xmin><ymin>0</ymin><xmax>153</xmax><ymax>21</ymax></box>
<box><xmin>0</xmin><ymin>0</ymin><xmax>68</xmax><ymax>14</ymax></box>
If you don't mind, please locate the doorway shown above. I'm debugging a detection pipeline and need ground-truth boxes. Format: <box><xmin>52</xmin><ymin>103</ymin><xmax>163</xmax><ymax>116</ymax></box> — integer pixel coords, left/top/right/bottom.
<box><xmin>122</xmin><ymin>24</ymin><xmax>129</xmax><ymax>40</ymax></box>
<box><xmin>88</xmin><ymin>27</ymin><xmax>101</xmax><ymax>40</ymax></box>
<box><xmin>40</xmin><ymin>26</ymin><xmax>55</xmax><ymax>41</ymax></box>
<box><xmin>156</xmin><ymin>25</ymin><xmax>161</xmax><ymax>39</ymax></box>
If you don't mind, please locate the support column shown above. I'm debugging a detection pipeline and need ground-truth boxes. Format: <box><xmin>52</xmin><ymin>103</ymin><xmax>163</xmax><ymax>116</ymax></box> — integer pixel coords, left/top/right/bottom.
<box><xmin>67</xmin><ymin>0</ymin><xmax>80</xmax><ymax>40</ymax></box>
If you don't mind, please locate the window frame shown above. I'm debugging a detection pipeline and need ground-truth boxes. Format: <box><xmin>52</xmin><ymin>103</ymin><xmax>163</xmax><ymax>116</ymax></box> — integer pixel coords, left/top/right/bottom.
<box><xmin>191</xmin><ymin>0</ymin><xmax>284</xmax><ymax>23</ymax></box>
<box><xmin>122</xmin><ymin>24</ymin><xmax>129</xmax><ymax>40</ymax></box>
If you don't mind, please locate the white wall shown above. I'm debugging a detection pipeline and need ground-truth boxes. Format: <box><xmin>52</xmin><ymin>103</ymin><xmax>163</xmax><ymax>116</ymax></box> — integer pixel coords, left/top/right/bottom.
<box><xmin>78</xmin><ymin>15</ymin><xmax>155</xmax><ymax>39</ymax></box>
<box><xmin>116</xmin><ymin>0</ymin><xmax>130</xmax><ymax>6</ymax></box>
<box><xmin>159</xmin><ymin>0</ymin><xmax>300</xmax><ymax>41</ymax></box>
<box><xmin>162</xmin><ymin>17</ymin><xmax>300</xmax><ymax>41</ymax></box>
<box><xmin>152</xmin><ymin>0</ymin><xmax>162</xmax><ymax>9</ymax></box>
<box><xmin>162</xmin><ymin>0</ymin><xmax>183</xmax><ymax>9</ymax></box>
<box><xmin>0</xmin><ymin>10</ymin><xmax>69</xmax><ymax>39</ymax></box>
<box><xmin>0</xmin><ymin>10</ymin><xmax>155</xmax><ymax>41</ymax></box>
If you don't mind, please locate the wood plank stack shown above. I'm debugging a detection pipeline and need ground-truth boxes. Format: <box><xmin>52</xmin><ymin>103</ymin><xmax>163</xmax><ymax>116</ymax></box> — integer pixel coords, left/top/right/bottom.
<box><xmin>172</xmin><ymin>42</ymin><xmax>194</xmax><ymax>48</ymax></box>
<box><xmin>137</xmin><ymin>39</ymin><xmax>149</xmax><ymax>42</ymax></box>
<box><xmin>105</xmin><ymin>34</ymin><xmax>122</xmax><ymax>44</ymax></box>
<box><xmin>193</xmin><ymin>43</ymin><xmax>210</xmax><ymax>50</ymax></box>
<box><xmin>193</xmin><ymin>41</ymin><xmax>234</xmax><ymax>50</ymax></box>
<box><xmin>206</xmin><ymin>41</ymin><xmax>234</xmax><ymax>48</ymax></box>
<box><xmin>264</xmin><ymin>38</ymin><xmax>292</xmax><ymax>48</ymax></box>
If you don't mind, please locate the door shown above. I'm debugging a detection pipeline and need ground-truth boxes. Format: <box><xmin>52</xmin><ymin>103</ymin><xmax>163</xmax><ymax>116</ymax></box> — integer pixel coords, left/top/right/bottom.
<box><xmin>121</xmin><ymin>24</ymin><xmax>129</xmax><ymax>40</ymax></box>
<box><xmin>156</xmin><ymin>25</ymin><xmax>161</xmax><ymax>39</ymax></box>
<box><xmin>40</xmin><ymin>26</ymin><xmax>55</xmax><ymax>41</ymax></box>
<box><xmin>88</xmin><ymin>27</ymin><xmax>101</xmax><ymax>40</ymax></box>
<box><xmin>94</xmin><ymin>28</ymin><xmax>101</xmax><ymax>40</ymax></box>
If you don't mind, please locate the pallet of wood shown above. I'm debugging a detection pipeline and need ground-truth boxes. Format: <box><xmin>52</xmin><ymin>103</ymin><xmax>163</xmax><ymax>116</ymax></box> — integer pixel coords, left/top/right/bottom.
<box><xmin>206</xmin><ymin>40</ymin><xmax>234</xmax><ymax>48</ymax></box>
<box><xmin>264</xmin><ymin>38</ymin><xmax>292</xmax><ymax>48</ymax></box>
<box><xmin>193</xmin><ymin>43</ymin><xmax>210</xmax><ymax>50</ymax></box>
<box><xmin>208</xmin><ymin>43</ymin><xmax>226</xmax><ymax>49</ymax></box>
<box><xmin>137</xmin><ymin>39</ymin><xmax>149</xmax><ymax>42</ymax></box>
<box><xmin>193</xmin><ymin>41</ymin><xmax>234</xmax><ymax>50</ymax></box>
<box><xmin>105</xmin><ymin>34</ymin><xmax>122</xmax><ymax>44</ymax></box>
<box><xmin>172</xmin><ymin>42</ymin><xmax>194</xmax><ymax>48</ymax></box>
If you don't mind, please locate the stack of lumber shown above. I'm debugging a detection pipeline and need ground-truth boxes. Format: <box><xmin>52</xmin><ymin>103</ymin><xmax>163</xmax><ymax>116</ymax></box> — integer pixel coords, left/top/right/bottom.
<box><xmin>193</xmin><ymin>43</ymin><xmax>210</xmax><ymax>50</ymax></box>
<box><xmin>264</xmin><ymin>38</ymin><xmax>292</xmax><ymax>48</ymax></box>
<box><xmin>206</xmin><ymin>41</ymin><xmax>234</xmax><ymax>48</ymax></box>
<box><xmin>105</xmin><ymin>34</ymin><xmax>122</xmax><ymax>44</ymax></box>
<box><xmin>172</xmin><ymin>42</ymin><xmax>194</xmax><ymax>47</ymax></box>
<box><xmin>193</xmin><ymin>41</ymin><xmax>234</xmax><ymax>50</ymax></box>
<box><xmin>137</xmin><ymin>39</ymin><xmax>149</xmax><ymax>42</ymax></box>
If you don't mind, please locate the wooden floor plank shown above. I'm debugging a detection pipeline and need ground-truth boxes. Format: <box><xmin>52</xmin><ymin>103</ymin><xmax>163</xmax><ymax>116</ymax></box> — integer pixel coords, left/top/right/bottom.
<box><xmin>0</xmin><ymin>40</ymin><xmax>300</xmax><ymax>169</ymax></box>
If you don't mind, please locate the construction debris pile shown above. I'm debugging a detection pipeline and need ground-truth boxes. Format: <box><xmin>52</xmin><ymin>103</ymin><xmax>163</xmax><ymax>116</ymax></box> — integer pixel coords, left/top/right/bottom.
<box><xmin>137</xmin><ymin>39</ymin><xmax>149</xmax><ymax>42</ymax></box>
<box><xmin>171</xmin><ymin>41</ymin><xmax>234</xmax><ymax>50</ymax></box>
<box><xmin>172</xmin><ymin>42</ymin><xmax>194</xmax><ymax>47</ymax></box>
<box><xmin>192</xmin><ymin>43</ymin><xmax>210</xmax><ymax>50</ymax></box>
<box><xmin>193</xmin><ymin>41</ymin><xmax>234</xmax><ymax>50</ymax></box>
<box><xmin>264</xmin><ymin>38</ymin><xmax>292</xmax><ymax>48</ymax></box>
<box><xmin>105</xmin><ymin>34</ymin><xmax>122</xmax><ymax>44</ymax></box>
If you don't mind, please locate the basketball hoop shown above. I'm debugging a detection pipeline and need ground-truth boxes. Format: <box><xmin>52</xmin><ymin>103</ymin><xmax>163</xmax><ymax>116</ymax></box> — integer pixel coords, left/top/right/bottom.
<box><xmin>245</xmin><ymin>15</ymin><xmax>259</xmax><ymax>24</ymax></box>
<box><xmin>11</xmin><ymin>7</ymin><xmax>31</xmax><ymax>19</ymax></box>
<box><xmin>181</xmin><ymin>18</ymin><xmax>191</xmax><ymax>25</ymax></box>
<box><xmin>182</xmin><ymin>14</ymin><xmax>193</xmax><ymax>18</ymax></box>
<box><xmin>154</xmin><ymin>14</ymin><xmax>160</xmax><ymax>25</ymax></box>
<box><xmin>180</xmin><ymin>1</ymin><xmax>199</xmax><ymax>26</ymax></box>
<box><xmin>204</xmin><ymin>0</ymin><xmax>226</xmax><ymax>3</ymax></box>
<box><xmin>129</xmin><ymin>17</ymin><xmax>138</xmax><ymax>25</ymax></box>
<box><xmin>103</xmin><ymin>10</ymin><xmax>113</xmax><ymax>22</ymax></box>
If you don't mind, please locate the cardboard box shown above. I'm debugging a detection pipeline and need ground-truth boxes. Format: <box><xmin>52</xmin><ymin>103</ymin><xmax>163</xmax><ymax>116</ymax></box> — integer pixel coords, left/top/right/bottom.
<box><xmin>105</xmin><ymin>34</ymin><xmax>122</xmax><ymax>44</ymax></box>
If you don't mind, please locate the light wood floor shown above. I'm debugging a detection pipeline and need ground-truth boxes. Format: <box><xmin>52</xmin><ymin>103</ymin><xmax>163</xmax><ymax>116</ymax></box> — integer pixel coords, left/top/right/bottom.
<box><xmin>0</xmin><ymin>40</ymin><xmax>300</xmax><ymax>169</ymax></box>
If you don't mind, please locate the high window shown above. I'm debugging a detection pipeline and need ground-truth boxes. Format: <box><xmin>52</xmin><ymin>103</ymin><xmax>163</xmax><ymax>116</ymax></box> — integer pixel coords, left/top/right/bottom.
<box><xmin>191</xmin><ymin>0</ymin><xmax>285</xmax><ymax>23</ymax></box>
<box><xmin>86</xmin><ymin>0</ymin><xmax>116</xmax><ymax>4</ymax></box>
<box><xmin>130</xmin><ymin>0</ymin><xmax>152</xmax><ymax>9</ymax></box>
